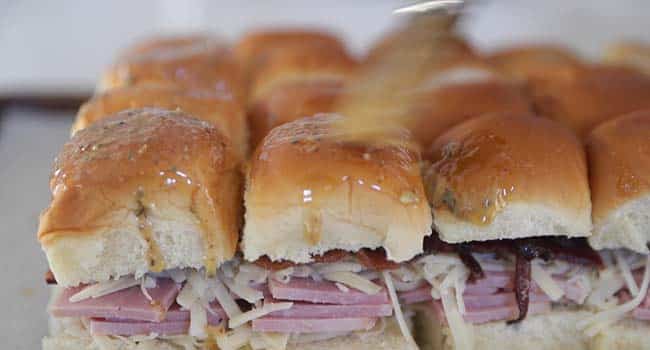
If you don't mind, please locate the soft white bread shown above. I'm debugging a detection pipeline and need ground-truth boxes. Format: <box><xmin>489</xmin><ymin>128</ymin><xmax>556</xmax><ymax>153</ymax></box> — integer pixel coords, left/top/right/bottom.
<box><xmin>242</xmin><ymin>114</ymin><xmax>432</xmax><ymax>263</ymax></box>
<box><xmin>98</xmin><ymin>35</ymin><xmax>246</xmax><ymax>104</ymax></box>
<box><xmin>590</xmin><ymin>318</ymin><xmax>650</xmax><ymax>350</ymax></box>
<box><xmin>73</xmin><ymin>84</ymin><xmax>249</xmax><ymax>160</ymax></box>
<box><xmin>43</xmin><ymin>316</ymin><xmax>410</xmax><ymax>350</ymax></box>
<box><xmin>38</xmin><ymin>108</ymin><xmax>242</xmax><ymax>286</ymax></box>
<box><xmin>416</xmin><ymin>306</ymin><xmax>594</xmax><ymax>350</ymax></box>
<box><xmin>424</xmin><ymin>113</ymin><xmax>592</xmax><ymax>243</ymax></box>
<box><xmin>586</xmin><ymin>111</ymin><xmax>650</xmax><ymax>253</ymax></box>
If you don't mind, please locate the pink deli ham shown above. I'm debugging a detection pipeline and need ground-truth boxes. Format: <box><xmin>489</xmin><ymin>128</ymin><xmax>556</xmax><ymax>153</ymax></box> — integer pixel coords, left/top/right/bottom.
<box><xmin>267</xmin><ymin>300</ymin><xmax>393</xmax><ymax>318</ymax></box>
<box><xmin>50</xmin><ymin>279</ymin><xmax>181</xmax><ymax>322</ymax></box>
<box><xmin>90</xmin><ymin>308</ymin><xmax>225</xmax><ymax>336</ymax></box>
<box><xmin>269</xmin><ymin>278</ymin><xmax>389</xmax><ymax>305</ymax></box>
<box><xmin>430</xmin><ymin>300</ymin><xmax>551</xmax><ymax>324</ymax></box>
<box><xmin>252</xmin><ymin>317</ymin><xmax>377</xmax><ymax>333</ymax></box>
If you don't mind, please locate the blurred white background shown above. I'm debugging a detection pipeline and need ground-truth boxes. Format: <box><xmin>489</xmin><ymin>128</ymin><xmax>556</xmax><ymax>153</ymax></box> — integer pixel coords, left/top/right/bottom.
<box><xmin>0</xmin><ymin>1</ymin><xmax>649</xmax><ymax>348</ymax></box>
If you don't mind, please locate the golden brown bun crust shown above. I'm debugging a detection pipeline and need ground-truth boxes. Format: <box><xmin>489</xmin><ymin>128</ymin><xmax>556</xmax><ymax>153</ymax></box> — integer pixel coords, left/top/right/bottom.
<box><xmin>487</xmin><ymin>44</ymin><xmax>583</xmax><ymax>81</ymax></box>
<box><xmin>424</xmin><ymin>113</ymin><xmax>591</xmax><ymax>240</ymax></box>
<box><xmin>249</xmin><ymin>47</ymin><xmax>357</xmax><ymax>102</ymax></box>
<box><xmin>410</xmin><ymin>81</ymin><xmax>531</xmax><ymax>149</ymax></box>
<box><xmin>529</xmin><ymin>65</ymin><xmax>650</xmax><ymax>137</ymax></box>
<box><xmin>587</xmin><ymin>110</ymin><xmax>650</xmax><ymax>222</ymax></box>
<box><xmin>73</xmin><ymin>84</ymin><xmax>248</xmax><ymax>159</ymax></box>
<box><xmin>248</xmin><ymin>80</ymin><xmax>343</xmax><ymax>148</ymax></box>
<box><xmin>605</xmin><ymin>41</ymin><xmax>650</xmax><ymax>75</ymax></box>
<box><xmin>243</xmin><ymin>114</ymin><xmax>432</xmax><ymax>263</ymax></box>
<box><xmin>99</xmin><ymin>36</ymin><xmax>246</xmax><ymax>104</ymax></box>
<box><xmin>38</xmin><ymin>108</ymin><xmax>242</xmax><ymax>271</ymax></box>
<box><xmin>235</xmin><ymin>29</ymin><xmax>347</xmax><ymax>70</ymax></box>
<box><xmin>365</xmin><ymin>16</ymin><xmax>475</xmax><ymax>65</ymax></box>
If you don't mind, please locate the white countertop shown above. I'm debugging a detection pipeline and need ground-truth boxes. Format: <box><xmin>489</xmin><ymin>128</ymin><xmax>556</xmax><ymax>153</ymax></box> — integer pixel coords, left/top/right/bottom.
<box><xmin>0</xmin><ymin>108</ymin><xmax>72</xmax><ymax>349</ymax></box>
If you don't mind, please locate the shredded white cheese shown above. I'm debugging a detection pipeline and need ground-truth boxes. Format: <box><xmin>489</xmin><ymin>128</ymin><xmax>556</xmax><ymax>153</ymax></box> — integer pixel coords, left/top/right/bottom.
<box><xmin>215</xmin><ymin>324</ymin><xmax>253</xmax><ymax>350</ymax></box>
<box><xmin>382</xmin><ymin>271</ymin><xmax>418</xmax><ymax>350</ymax></box>
<box><xmin>441</xmin><ymin>287</ymin><xmax>474</xmax><ymax>350</ymax></box>
<box><xmin>335</xmin><ymin>282</ymin><xmax>350</xmax><ymax>293</ymax></box>
<box><xmin>235</xmin><ymin>264</ymin><xmax>269</xmax><ymax>285</ymax></box>
<box><xmin>189</xmin><ymin>302</ymin><xmax>207</xmax><ymax>339</ymax></box>
<box><xmin>586</xmin><ymin>268</ymin><xmax>625</xmax><ymax>308</ymax></box>
<box><xmin>212</xmin><ymin>275</ymin><xmax>243</xmax><ymax>319</ymax></box>
<box><xmin>323</xmin><ymin>271</ymin><xmax>382</xmax><ymax>295</ymax></box>
<box><xmin>222</xmin><ymin>277</ymin><xmax>264</xmax><ymax>303</ymax></box>
<box><xmin>531</xmin><ymin>260</ymin><xmax>565</xmax><ymax>301</ymax></box>
<box><xmin>315</xmin><ymin>262</ymin><xmax>364</xmax><ymax>275</ymax></box>
<box><xmin>614</xmin><ymin>250</ymin><xmax>639</xmax><ymax>296</ymax></box>
<box><xmin>69</xmin><ymin>276</ymin><xmax>140</xmax><ymax>302</ymax></box>
<box><xmin>272</xmin><ymin>267</ymin><xmax>294</xmax><ymax>284</ymax></box>
<box><xmin>579</xmin><ymin>255</ymin><xmax>650</xmax><ymax>337</ymax></box>
<box><xmin>140</xmin><ymin>276</ymin><xmax>157</xmax><ymax>302</ymax></box>
<box><xmin>228</xmin><ymin>302</ymin><xmax>293</xmax><ymax>329</ymax></box>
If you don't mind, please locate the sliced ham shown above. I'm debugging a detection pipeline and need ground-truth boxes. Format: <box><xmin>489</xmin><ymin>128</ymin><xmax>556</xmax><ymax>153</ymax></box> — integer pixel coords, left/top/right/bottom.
<box><xmin>267</xmin><ymin>300</ymin><xmax>393</xmax><ymax>318</ymax></box>
<box><xmin>90</xmin><ymin>310</ymin><xmax>224</xmax><ymax>336</ymax></box>
<box><xmin>463</xmin><ymin>292</ymin><xmax>549</xmax><ymax>310</ymax></box>
<box><xmin>50</xmin><ymin>279</ymin><xmax>180</xmax><ymax>322</ymax></box>
<box><xmin>269</xmin><ymin>278</ymin><xmax>389</xmax><ymax>305</ymax></box>
<box><xmin>252</xmin><ymin>317</ymin><xmax>377</xmax><ymax>333</ymax></box>
<box><xmin>633</xmin><ymin>307</ymin><xmax>650</xmax><ymax>320</ymax></box>
<box><xmin>469</xmin><ymin>271</ymin><xmax>513</xmax><ymax>291</ymax></box>
<box><xmin>431</xmin><ymin>300</ymin><xmax>551</xmax><ymax>324</ymax></box>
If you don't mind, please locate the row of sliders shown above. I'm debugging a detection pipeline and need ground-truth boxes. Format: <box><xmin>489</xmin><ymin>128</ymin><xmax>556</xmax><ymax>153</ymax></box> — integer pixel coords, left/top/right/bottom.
<box><xmin>38</xmin><ymin>25</ymin><xmax>650</xmax><ymax>350</ymax></box>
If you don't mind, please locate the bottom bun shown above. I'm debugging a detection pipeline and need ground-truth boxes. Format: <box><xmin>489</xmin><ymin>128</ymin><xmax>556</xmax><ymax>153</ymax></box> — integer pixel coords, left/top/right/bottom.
<box><xmin>590</xmin><ymin>318</ymin><xmax>650</xmax><ymax>350</ymax></box>
<box><xmin>415</xmin><ymin>306</ymin><xmax>595</xmax><ymax>350</ymax></box>
<box><xmin>43</xmin><ymin>316</ymin><xmax>411</xmax><ymax>350</ymax></box>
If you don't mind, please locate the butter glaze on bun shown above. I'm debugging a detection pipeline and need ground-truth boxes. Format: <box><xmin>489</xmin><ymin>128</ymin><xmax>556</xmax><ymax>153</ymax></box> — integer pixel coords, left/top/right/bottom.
<box><xmin>242</xmin><ymin>114</ymin><xmax>432</xmax><ymax>263</ymax></box>
<box><xmin>424</xmin><ymin>113</ymin><xmax>592</xmax><ymax>243</ymax></box>
<box><xmin>587</xmin><ymin>110</ymin><xmax>650</xmax><ymax>253</ymax></box>
<box><xmin>73</xmin><ymin>84</ymin><xmax>249</xmax><ymax>159</ymax></box>
<box><xmin>98</xmin><ymin>35</ymin><xmax>246</xmax><ymax>104</ymax></box>
<box><xmin>38</xmin><ymin>108</ymin><xmax>242</xmax><ymax>286</ymax></box>
<box><xmin>248</xmin><ymin>80</ymin><xmax>343</xmax><ymax>147</ymax></box>
<box><xmin>529</xmin><ymin>65</ymin><xmax>650</xmax><ymax>137</ymax></box>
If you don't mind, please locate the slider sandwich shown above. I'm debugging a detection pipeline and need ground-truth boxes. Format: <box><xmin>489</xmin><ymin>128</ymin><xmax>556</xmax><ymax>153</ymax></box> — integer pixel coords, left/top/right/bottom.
<box><xmin>72</xmin><ymin>84</ymin><xmax>249</xmax><ymax>159</ymax></box>
<box><xmin>234</xmin><ymin>29</ymin><xmax>348</xmax><ymax>79</ymax></box>
<box><xmin>244</xmin><ymin>42</ymin><xmax>356</xmax><ymax>147</ymax></box>
<box><xmin>98</xmin><ymin>35</ymin><xmax>246</xmax><ymax>104</ymax></box>
<box><xmin>526</xmin><ymin>64</ymin><xmax>650</xmax><ymax>138</ymax></box>
<box><xmin>581</xmin><ymin>111</ymin><xmax>650</xmax><ymax>349</ymax></box>
<box><xmin>40</xmin><ymin>109</ymin><xmax>244</xmax><ymax>349</ymax></box>
<box><xmin>411</xmin><ymin>113</ymin><xmax>602</xmax><ymax>349</ymax></box>
<box><xmin>247</xmin><ymin>80</ymin><xmax>343</xmax><ymax>148</ymax></box>
<box><xmin>486</xmin><ymin>44</ymin><xmax>583</xmax><ymax>82</ymax></box>
<box><xmin>235</xmin><ymin>114</ymin><xmax>432</xmax><ymax>349</ymax></box>
<box><xmin>406</xmin><ymin>59</ymin><xmax>531</xmax><ymax>149</ymax></box>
